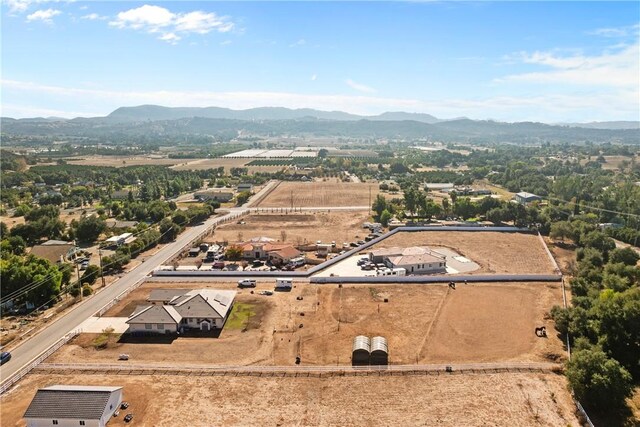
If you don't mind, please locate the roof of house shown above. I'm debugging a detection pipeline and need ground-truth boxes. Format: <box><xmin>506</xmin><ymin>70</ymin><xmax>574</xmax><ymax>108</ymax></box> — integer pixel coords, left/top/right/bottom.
<box><xmin>269</xmin><ymin>246</ymin><xmax>302</xmax><ymax>259</ymax></box>
<box><xmin>170</xmin><ymin>289</ymin><xmax>236</xmax><ymax>319</ymax></box>
<box><xmin>370</xmin><ymin>246</ymin><xmax>432</xmax><ymax>258</ymax></box>
<box><xmin>516</xmin><ymin>192</ymin><xmax>541</xmax><ymax>199</ymax></box>
<box><xmin>126</xmin><ymin>304</ymin><xmax>182</xmax><ymax>325</ymax></box>
<box><xmin>24</xmin><ymin>385</ymin><xmax>122</xmax><ymax>420</ymax></box>
<box><xmin>29</xmin><ymin>244</ymin><xmax>74</xmax><ymax>263</ymax></box>
<box><xmin>387</xmin><ymin>253</ymin><xmax>446</xmax><ymax>267</ymax></box>
<box><xmin>106</xmin><ymin>219</ymin><xmax>139</xmax><ymax>229</ymax></box>
<box><xmin>148</xmin><ymin>288</ymin><xmax>191</xmax><ymax>302</ymax></box>
<box><xmin>41</xmin><ymin>239</ymin><xmax>73</xmax><ymax>246</ymax></box>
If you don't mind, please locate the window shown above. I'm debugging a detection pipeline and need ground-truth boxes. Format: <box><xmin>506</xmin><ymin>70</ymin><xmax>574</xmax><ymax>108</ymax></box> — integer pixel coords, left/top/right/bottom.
<box><xmin>80</xmin><ymin>422</ymin><xmax>86</xmax><ymax>426</ymax></box>
<box><xmin>157</xmin><ymin>323</ymin><xmax>164</xmax><ymax>330</ymax></box>
<box><xmin>145</xmin><ymin>323</ymin><xmax>152</xmax><ymax>329</ymax></box>
<box><xmin>53</xmin><ymin>421</ymin><xmax>59</xmax><ymax>425</ymax></box>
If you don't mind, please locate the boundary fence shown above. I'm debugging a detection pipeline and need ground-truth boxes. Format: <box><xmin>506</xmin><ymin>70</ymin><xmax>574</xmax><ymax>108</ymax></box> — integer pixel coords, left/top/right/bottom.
<box><xmin>35</xmin><ymin>361</ymin><xmax>562</xmax><ymax>377</ymax></box>
<box><xmin>0</xmin><ymin>329</ymin><xmax>81</xmax><ymax>395</ymax></box>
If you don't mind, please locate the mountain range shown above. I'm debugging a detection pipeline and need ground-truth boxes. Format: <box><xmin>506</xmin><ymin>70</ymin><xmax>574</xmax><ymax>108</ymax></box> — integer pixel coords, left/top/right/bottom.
<box><xmin>1</xmin><ymin>105</ymin><xmax>638</xmax><ymax>144</ymax></box>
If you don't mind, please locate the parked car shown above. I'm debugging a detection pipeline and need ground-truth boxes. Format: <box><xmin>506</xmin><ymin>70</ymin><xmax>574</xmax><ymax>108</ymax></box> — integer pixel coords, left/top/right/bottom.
<box><xmin>259</xmin><ymin>290</ymin><xmax>274</xmax><ymax>296</ymax></box>
<box><xmin>357</xmin><ymin>240</ymin><xmax>366</xmax><ymax>245</ymax></box>
<box><xmin>118</xmin><ymin>354</ymin><xmax>129</xmax><ymax>360</ymax></box>
<box><xmin>349</xmin><ymin>242</ymin><xmax>358</xmax><ymax>248</ymax></box>
<box><xmin>124</xmin><ymin>414</ymin><xmax>133</xmax><ymax>423</ymax></box>
<box><xmin>113</xmin><ymin>410</ymin><xmax>120</xmax><ymax>417</ymax></box>
<box><xmin>0</xmin><ymin>352</ymin><xmax>11</xmax><ymax>365</ymax></box>
<box><xmin>238</xmin><ymin>279</ymin><xmax>257</xmax><ymax>288</ymax></box>
<box><xmin>120</xmin><ymin>402</ymin><xmax>129</xmax><ymax>410</ymax></box>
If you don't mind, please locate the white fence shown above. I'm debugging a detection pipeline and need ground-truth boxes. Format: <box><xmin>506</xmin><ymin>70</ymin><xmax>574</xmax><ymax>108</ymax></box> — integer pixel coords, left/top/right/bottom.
<box><xmin>0</xmin><ymin>329</ymin><xmax>81</xmax><ymax>395</ymax></box>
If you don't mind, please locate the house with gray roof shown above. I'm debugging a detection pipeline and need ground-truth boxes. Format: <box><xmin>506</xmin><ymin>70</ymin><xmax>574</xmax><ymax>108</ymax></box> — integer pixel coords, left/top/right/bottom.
<box><xmin>23</xmin><ymin>385</ymin><xmax>122</xmax><ymax>427</ymax></box>
<box><xmin>126</xmin><ymin>289</ymin><xmax>236</xmax><ymax>334</ymax></box>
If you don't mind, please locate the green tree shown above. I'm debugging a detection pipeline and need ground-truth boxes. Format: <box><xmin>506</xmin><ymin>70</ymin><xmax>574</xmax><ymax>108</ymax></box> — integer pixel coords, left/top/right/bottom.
<box><xmin>380</xmin><ymin>209</ymin><xmax>392</xmax><ymax>226</ymax></box>
<box><xmin>550</xmin><ymin>221</ymin><xmax>573</xmax><ymax>242</ymax></box>
<box><xmin>74</xmin><ymin>215</ymin><xmax>107</xmax><ymax>243</ymax></box>
<box><xmin>225</xmin><ymin>245</ymin><xmax>243</xmax><ymax>260</ymax></box>
<box><xmin>372</xmin><ymin>195</ymin><xmax>388</xmax><ymax>220</ymax></box>
<box><xmin>80</xmin><ymin>265</ymin><xmax>101</xmax><ymax>286</ymax></box>
<box><xmin>159</xmin><ymin>217</ymin><xmax>181</xmax><ymax>242</ymax></box>
<box><xmin>236</xmin><ymin>191</ymin><xmax>252</xmax><ymax>206</ymax></box>
<box><xmin>608</xmin><ymin>247</ymin><xmax>639</xmax><ymax>266</ymax></box>
<box><xmin>566</xmin><ymin>346</ymin><xmax>632</xmax><ymax>410</ymax></box>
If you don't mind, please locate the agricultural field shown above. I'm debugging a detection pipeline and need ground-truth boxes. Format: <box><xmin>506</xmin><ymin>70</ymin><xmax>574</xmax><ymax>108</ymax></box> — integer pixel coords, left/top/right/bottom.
<box><xmin>0</xmin><ymin>372</ymin><xmax>580</xmax><ymax>427</ymax></box>
<box><xmin>377</xmin><ymin>230</ymin><xmax>557</xmax><ymax>275</ymax></box>
<box><xmin>212</xmin><ymin>211</ymin><xmax>373</xmax><ymax>245</ymax></box>
<box><xmin>579</xmin><ymin>154</ymin><xmax>638</xmax><ymax>171</ymax></box>
<box><xmin>256</xmin><ymin>179</ymin><xmax>385</xmax><ymax>208</ymax></box>
<box><xmin>64</xmin><ymin>155</ymin><xmax>198</xmax><ymax>168</ymax></box>
<box><xmin>50</xmin><ymin>281</ymin><xmax>565</xmax><ymax>367</ymax></box>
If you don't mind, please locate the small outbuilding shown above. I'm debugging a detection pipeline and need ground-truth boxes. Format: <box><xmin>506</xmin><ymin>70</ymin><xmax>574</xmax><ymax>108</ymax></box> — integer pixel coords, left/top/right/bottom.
<box><xmin>370</xmin><ymin>336</ymin><xmax>388</xmax><ymax>365</ymax></box>
<box><xmin>352</xmin><ymin>335</ymin><xmax>371</xmax><ymax>366</ymax></box>
<box><xmin>23</xmin><ymin>385</ymin><xmax>123</xmax><ymax>427</ymax></box>
<box><xmin>514</xmin><ymin>192</ymin><xmax>542</xmax><ymax>205</ymax></box>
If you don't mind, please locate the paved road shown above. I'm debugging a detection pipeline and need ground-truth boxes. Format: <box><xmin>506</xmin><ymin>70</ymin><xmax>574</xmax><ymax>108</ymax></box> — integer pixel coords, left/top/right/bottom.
<box><xmin>0</xmin><ymin>207</ymin><xmax>248</xmax><ymax>382</ymax></box>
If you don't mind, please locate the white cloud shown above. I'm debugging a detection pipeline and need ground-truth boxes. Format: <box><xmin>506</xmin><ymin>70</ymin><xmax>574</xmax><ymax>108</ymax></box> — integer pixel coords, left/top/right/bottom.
<box><xmin>311</xmin><ymin>74</ymin><xmax>317</xmax><ymax>81</ymax></box>
<box><xmin>159</xmin><ymin>32</ymin><xmax>180</xmax><ymax>44</ymax></box>
<box><xmin>109</xmin><ymin>4</ymin><xmax>234</xmax><ymax>43</ymax></box>
<box><xmin>289</xmin><ymin>38</ymin><xmax>306</xmax><ymax>48</ymax></box>
<box><xmin>346</xmin><ymin>79</ymin><xmax>377</xmax><ymax>94</ymax></box>
<box><xmin>589</xmin><ymin>23</ymin><xmax>640</xmax><ymax>38</ymax></box>
<box><xmin>3</xmin><ymin>0</ymin><xmax>71</xmax><ymax>15</ymax></box>
<box><xmin>81</xmin><ymin>13</ymin><xmax>106</xmax><ymax>21</ymax></box>
<box><xmin>26</xmin><ymin>8</ymin><xmax>60</xmax><ymax>23</ymax></box>
<box><xmin>497</xmin><ymin>40</ymin><xmax>640</xmax><ymax>90</ymax></box>
<box><xmin>2</xmin><ymin>79</ymin><xmax>638</xmax><ymax>122</ymax></box>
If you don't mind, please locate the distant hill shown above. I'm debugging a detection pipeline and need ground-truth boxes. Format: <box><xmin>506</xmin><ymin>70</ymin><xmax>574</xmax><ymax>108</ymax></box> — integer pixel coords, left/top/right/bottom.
<box><xmin>558</xmin><ymin>121</ymin><xmax>640</xmax><ymax>130</ymax></box>
<box><xmin>2</xmin><ymin>114</ymin><xmax>639</xmax><ymax>144</ymax></box>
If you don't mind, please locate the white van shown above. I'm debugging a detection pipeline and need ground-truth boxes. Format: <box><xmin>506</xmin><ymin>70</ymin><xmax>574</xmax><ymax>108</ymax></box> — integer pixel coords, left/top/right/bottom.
<box><xmin>238</xmin><ymin>279</ymin><xmax>257</xmax><ymax>288</ymax></box>
<box><xmin>275</xmin><ymin>278</ymin><xmax>293</xmax><ymax>290</ymax></box>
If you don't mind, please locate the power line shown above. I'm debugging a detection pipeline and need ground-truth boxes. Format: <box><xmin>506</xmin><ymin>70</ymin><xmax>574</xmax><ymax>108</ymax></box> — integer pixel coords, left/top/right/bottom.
<box><xmin>545</xmin><ymin>196</ymin><xmax>640</xmax><ymax>219</ymax></box>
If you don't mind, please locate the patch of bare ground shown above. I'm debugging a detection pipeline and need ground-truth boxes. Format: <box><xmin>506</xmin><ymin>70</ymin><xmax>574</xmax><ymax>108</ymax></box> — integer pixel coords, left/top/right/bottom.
<box><xmin>0</xmin><ymin>372</ymin><xmax>581</xmax><ymax>426</ymax></box>
<box><xmin>379</xmin><ymin>230</ymin><xmax>557</xmax><ymax>275</ymax></box>
<box><xmin>58</xmin><ymin>282</ymin><xmax>565</xmax><ymax>367</ymax></box>
<box><xmin>211</xmin><ymin>211</ymin><xmax>373</xmax><ymax>245</ymax></box>
<box><xmin>256</xmin><ymin>179</ymin><xmax>384</xmax><ymax>207</ymax></box>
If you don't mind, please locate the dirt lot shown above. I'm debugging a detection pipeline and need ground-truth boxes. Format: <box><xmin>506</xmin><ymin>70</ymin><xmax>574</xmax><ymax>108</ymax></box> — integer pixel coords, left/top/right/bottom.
<box><xmin>256</xmin><ymin>179</ymin><xmax>385</xmax><ymax>207</ymax></box>
<box><xmin>377</xmin><ymin>230</ymin><xmax>557</xmax><ymax>275</ymax></box>
<box><xmin>212</xmin><ymin>211</ymin><xmax>373</xmax><ymax>245</ymax></box>
<box><xmin>0</xmin><ymin>372</ymin><xmax>580</xmax><ymax>426</ymax></box>
<box><xmin>53</xmin><ymin>281</ymin><xmax>565</xmax><ymax>367</ymax></box>
<box><xmin>65</xmin><ymin>155</ymin><xmax>198</xmax><ymax>168</ymax></box>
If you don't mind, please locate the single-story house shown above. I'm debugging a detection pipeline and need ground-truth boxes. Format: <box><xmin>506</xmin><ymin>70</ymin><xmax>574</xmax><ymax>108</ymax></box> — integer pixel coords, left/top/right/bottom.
<box><xmin>237</xmin><ymin>183</ymin><xmax>254</xmax><ymax>192</ymax></box>
<box><xmin>269</xmin><ymin>246</ymin><xmax>303</xmax><ymax>265</ymax></box>
<box><xmin>104</xmin><ymin>233</ymin><xmax>136</xmax><ymax>248</ymax></box>
<box><xmin>23</xmin><ymin>385</ymin><xmax>123</xmax><ymax>427</ymax></box>
<box><xmin>194</xmin><ymin>190</ymin><xmax>234</xmax><ymax>202</ymax></box>
<box><xmin>369</xmin><ymin>246</ymin><xmax>447</xmax><ymax>274</ymax></box>
<box><xmin>385</xmin><ymin>253</ymin><xmax>446</xmax><ymax>274</ymax></box>
<box><xmin>30</xmin><ymin>240</ymin><xmax>77</xmax><ymax>264</ymax></box>
<box><xmin>127</xmin><ymin>289</ymin><xmax>236</xmax><ymax>334</ymax></box>
<box><xmin>514</xmin><ymin>192</ymin><xmax>542</xmax><ymax>205</ymax></box>
<box><xmin>240</xmin><ymin>242</ymin><xmax>301</xmax><ymax>264</ymax></box>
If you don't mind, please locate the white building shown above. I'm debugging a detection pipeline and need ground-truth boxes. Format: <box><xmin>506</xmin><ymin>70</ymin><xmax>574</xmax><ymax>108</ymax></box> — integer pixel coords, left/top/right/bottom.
<box><xmin>24</xmin><ymin>385</ymin><xmax>122</xmax><ymax>427</ymax></box>
<box><xmin>369</xmin><ymin>246</ymin><xmax>447</xmax><ymax>274</ymax></box>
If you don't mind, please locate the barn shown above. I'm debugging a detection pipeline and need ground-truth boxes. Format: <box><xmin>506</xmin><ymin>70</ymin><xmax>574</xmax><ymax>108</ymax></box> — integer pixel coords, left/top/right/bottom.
<box><xmin>23</xmin><ymin>385</ymin><xmax>122</xmax><ymax>427</ymax></box>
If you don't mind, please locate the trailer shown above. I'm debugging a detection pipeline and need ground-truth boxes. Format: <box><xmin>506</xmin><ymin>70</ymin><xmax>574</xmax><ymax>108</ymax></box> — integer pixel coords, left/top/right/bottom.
<box><xmin>275</xmin><ymin>278</ymin><xmax>293</xmax><ymax>291</ymax></box>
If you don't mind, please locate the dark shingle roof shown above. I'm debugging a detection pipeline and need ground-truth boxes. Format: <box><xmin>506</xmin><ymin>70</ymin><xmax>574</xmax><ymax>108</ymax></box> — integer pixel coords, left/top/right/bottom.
<box><xmin>24</xmin><ymin>385</ymin><xmax>121</xmax><ymax>420</ymax></box>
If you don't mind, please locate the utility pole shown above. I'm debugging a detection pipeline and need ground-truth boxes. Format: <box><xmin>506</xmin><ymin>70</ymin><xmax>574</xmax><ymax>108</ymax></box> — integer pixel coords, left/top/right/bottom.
<box><xmin>76</xmin><ymin>262</ymin><xmax>82</xmax><ymax>301</ymax></box>
<box><xmin>98</xmin><ymin>249</ymin><xmax>106</xmax><ymax>288</ymax></box>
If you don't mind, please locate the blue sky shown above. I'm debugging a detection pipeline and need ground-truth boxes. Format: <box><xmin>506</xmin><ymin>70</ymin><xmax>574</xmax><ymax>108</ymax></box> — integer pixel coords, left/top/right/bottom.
<box><xmin>1</xmin><ymin>1</ymin><xmax>639</xmax><ymax>122</ymax></box>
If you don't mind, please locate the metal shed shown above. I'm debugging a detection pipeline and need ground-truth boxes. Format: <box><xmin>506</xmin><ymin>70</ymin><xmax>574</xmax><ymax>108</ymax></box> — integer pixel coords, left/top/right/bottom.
<box><xmin>370</xmin><ymin>336</ymin><xmax>388</xmax><ymax>365</ymax></box>
<box><xmin>352</xmin><ymin>335</ymin><xmax>371</xmax><ymax>366</ymax></box>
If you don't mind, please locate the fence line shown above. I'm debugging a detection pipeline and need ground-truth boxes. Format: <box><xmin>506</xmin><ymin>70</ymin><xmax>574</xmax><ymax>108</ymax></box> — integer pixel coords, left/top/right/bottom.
<box><xmin>35</xmin><ymin>361</ymin><xmax>561</xmax><ymax>377</ymax></box>
<box><xmin>0</xmin><ymin>329</ymin><xmax>81</xmax><ymax>395</ymax></box>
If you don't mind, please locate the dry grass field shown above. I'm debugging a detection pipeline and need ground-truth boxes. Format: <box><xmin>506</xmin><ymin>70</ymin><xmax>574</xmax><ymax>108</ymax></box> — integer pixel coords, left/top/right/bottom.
<box><xmin>0</xmin><ymin>372</ymin><xmax>581</xmax><ymax>426</ymax></box>
<box><xmin>256</xmin><ymin>179</ymin><xmax>384</xmax><ymax>207</ymax></box>
<box><xmin>211</xmin><ymin>211</ymin><xmax>373</xmax><ymax>244</ymax></box>
<box><xmin>170</xmin><ymin>157</ymin><xmax>286</xmax><ymax>174</ymax></box>
<box><xmin>51</xmin><ymin>281</ymin><xmax>565</xmax><ymax>367</ymax></box>
<box><xmin>65</xmin><ymin>155</ymin><xmax>198</xmax><ymax>168</ymax></box>
<box><xmin>378</xmin><ymin>230</ymin><xmax>557</xmax><ymax>275</ymax></box>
